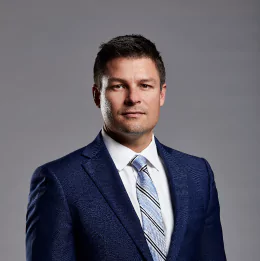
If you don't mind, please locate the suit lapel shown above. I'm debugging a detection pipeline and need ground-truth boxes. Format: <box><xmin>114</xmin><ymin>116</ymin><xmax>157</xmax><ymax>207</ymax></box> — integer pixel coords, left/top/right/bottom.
<box><xmin>81</xmin><ymin>132</ymin><xmax>153</xmax><ymax>261</ymax></box>
<box><xmin>155</xmin><ymin>138</ymin><xmax>189</xmax><ymax>261</ymax></box>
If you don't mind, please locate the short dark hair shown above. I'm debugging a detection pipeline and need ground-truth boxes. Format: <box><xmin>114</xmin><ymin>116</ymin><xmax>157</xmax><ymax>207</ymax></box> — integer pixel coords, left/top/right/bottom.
<box><xmin>93</xmin><ymin>34</ymin><xmax>166</xmax><ymax>89</ymax></box>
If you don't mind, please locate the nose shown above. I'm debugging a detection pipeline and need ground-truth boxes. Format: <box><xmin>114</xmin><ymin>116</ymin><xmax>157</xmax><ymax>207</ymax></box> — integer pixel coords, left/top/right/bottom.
<box><xmin>124</xmin><ymin>86</ymin><xmax>141</xmax><ymax>105</ymax></box>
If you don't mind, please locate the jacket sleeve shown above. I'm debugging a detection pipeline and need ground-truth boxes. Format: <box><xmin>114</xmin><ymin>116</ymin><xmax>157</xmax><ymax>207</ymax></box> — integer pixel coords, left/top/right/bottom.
<box><xmin>26</xmin><ymin>166</ymin><xmax>76</xmax><ymax>261</ymax></box>
<box><xmin>199</xmin><ymin>159</ymin><xmax>227</xmax><ymax>261</ymax></box>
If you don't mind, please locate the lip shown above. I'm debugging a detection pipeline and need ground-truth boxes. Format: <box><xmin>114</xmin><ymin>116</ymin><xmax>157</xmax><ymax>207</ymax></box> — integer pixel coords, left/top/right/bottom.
<box><xmin>122</xmin><ymin>112</ymin><xmax>145</xmax><ymax>118</ymax></box>
<box><xmin>122</xmin><ymin>111</ymin><xmax>145</xmax><ymax>115</ymax></box>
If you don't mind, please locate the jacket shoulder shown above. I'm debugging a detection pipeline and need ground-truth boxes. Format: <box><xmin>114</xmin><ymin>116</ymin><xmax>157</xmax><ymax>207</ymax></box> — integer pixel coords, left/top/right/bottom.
<box><xmin>32</xmin><ymin>145</ymin><xmax>88</xmax><ymax>180</ymax></box>
<box><xmin>159</xmin><ymin>142</ymin><xmax>208</xmax><ymax>170</ymax></box>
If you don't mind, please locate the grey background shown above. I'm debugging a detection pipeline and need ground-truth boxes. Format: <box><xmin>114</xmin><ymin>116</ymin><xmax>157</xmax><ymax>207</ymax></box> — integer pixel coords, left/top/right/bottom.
<box><xmin>0</xmin><ymin>0</ymin><xmax>259</xmax><ymax>260</ymax></box>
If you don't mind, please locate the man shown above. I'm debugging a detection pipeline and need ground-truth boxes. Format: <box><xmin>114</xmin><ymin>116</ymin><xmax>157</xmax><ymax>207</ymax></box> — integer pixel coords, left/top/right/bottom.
<box><xmin>26</xmin><ymin>35</ymin><xmax>226</xmax><ymax>261</ymax></box>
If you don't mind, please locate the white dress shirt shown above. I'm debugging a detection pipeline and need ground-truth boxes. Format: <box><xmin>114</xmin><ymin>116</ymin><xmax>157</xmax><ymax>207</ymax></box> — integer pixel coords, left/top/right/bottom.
<box><xmin>101</xmin><ymin>129</ymin><xmax>174</xmax><ymax>253</ymax></box>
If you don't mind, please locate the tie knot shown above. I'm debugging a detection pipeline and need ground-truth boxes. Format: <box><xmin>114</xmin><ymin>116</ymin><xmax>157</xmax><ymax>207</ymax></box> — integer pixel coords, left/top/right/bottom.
<box><xmin>130</xmin><ymin>155</ymin><xmax>147</xmax><ymax>172</ymax></box>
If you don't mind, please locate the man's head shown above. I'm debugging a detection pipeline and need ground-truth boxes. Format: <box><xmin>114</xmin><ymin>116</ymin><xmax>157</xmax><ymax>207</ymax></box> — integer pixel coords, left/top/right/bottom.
<box><xmin>92</xmin><ymin>34</ymin><xmax>167</xmax><ymax>141</ymax></box>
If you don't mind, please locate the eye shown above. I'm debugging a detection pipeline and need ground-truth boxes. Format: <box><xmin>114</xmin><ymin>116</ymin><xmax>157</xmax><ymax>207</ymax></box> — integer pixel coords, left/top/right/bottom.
<box><xmin>113</xmin><ymin>84</ymin><xmax>124</xmax><ymax>89</ymax></box>
<box><xmin>141</xmin><ymin>84</ymin><xmax>150</xmax><ymax>88</ymax></box>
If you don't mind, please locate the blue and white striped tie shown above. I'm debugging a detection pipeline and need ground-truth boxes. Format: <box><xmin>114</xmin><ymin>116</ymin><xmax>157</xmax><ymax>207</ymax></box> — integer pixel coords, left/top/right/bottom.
<box><xmin>130</xmin><ymin>155</ymin><xmax>167</xmax><ymax>261</ymax></box>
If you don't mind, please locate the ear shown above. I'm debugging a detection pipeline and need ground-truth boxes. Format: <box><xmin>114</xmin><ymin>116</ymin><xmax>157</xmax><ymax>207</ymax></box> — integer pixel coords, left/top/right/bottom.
<box><xmin>92</xmin><ymin>84</ymin><xmax>101</xmax><ymax>108</ymax></box>
<box><xmin>159</xmin><ymin>83</ymin><xmax>167</xmax><ymax>107</ymax></box>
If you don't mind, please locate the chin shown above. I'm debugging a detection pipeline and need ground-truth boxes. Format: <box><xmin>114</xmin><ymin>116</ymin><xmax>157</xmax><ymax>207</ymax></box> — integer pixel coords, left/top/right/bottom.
<box><xmin>117</xmin><ymin>124</ymin><xmax>149</xmax><ymax>136</ymax></box>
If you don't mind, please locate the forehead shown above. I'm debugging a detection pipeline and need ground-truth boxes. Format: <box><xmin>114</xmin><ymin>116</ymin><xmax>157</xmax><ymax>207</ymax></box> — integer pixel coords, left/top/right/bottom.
<box><xmin>104</xmin><ymin>57</ymin><xmax>160</xmax><ymax>80</ymax></box>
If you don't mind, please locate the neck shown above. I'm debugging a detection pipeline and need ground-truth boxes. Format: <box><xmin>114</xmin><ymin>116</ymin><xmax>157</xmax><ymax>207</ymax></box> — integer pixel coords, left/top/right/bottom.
<box><xmin>103</xmin><ymin>125</ymin><xmax>153</xmax><ymax>153</ymax></box>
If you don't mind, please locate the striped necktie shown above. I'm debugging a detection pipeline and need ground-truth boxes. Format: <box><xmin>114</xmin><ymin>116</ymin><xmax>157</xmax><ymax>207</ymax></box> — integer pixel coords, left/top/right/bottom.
<box><xmin>130</xmin><ymin>155</ymin><xmax>167</xmax><ymax>261</ymax></box>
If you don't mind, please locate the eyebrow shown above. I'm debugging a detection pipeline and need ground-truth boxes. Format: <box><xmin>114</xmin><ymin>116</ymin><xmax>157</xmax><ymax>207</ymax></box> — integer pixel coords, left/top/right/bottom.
<box><xmin>108</xmin><ymin>77</ymin><xmax>157</xmax><ymax>84</ymax></box>
<box><xmin>107</xmin><ymin>77</ymin><xmax>128</xmax><ymax>84</ymax></box>
<box><xmin>139</xmin><ymin>78</ymin><xmax>157</xmax><ymax>84</ymax></box>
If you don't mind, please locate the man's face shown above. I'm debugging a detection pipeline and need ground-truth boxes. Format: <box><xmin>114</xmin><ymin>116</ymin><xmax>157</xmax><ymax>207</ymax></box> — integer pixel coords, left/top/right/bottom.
<box><xmin>93</xmin><ymin>57</ymin><xmax>166</xmax><ymax>137</ymax></box>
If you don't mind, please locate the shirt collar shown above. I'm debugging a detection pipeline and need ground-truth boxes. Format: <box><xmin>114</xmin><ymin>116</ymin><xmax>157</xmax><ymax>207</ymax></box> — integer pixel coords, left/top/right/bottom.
<box><xmin>101</xmin><ymin>128</ymin><xmax>161</xmax><ymax>171</ymax></box>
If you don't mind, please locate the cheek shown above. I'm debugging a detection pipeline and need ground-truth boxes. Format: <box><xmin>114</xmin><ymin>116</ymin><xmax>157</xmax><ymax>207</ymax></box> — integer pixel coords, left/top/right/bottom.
<box><xmin>147</xmin><ymin>96</ymin><xmax>161</xmax><ymax>112</ymax></box>
<box><xmin>100</xmin><ymin>93</ymin><xmax>120</xmax><ymax>115</ymax></box>
<box><xmin>145</xmin><ymin>98</ymin><xmax>161</xmax><ymax>123</ymax></box>
<box><xmin>100</xmin><ymin>92</ymin><xmax>111</xmax><ymax>115</ymax></box>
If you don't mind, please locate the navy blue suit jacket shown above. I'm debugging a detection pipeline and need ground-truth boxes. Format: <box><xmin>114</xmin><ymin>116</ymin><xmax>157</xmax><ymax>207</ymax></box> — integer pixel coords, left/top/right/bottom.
<box><xmin>26</xmin><ymin>132</ymin><xmax>226</xmax><ymax>261</ymax></box>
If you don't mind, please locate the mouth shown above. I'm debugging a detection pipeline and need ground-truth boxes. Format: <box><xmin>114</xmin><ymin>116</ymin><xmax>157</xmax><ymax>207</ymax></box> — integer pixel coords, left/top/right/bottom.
<box><xmin>122</xmin><ymin>111</ymin><xmax>144</xmax><ymax>115</ymax></box>
<box><xmin>121</xmin><ymin>111</ymin><xmax>145</xmax><ymax>118</ymax></box>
